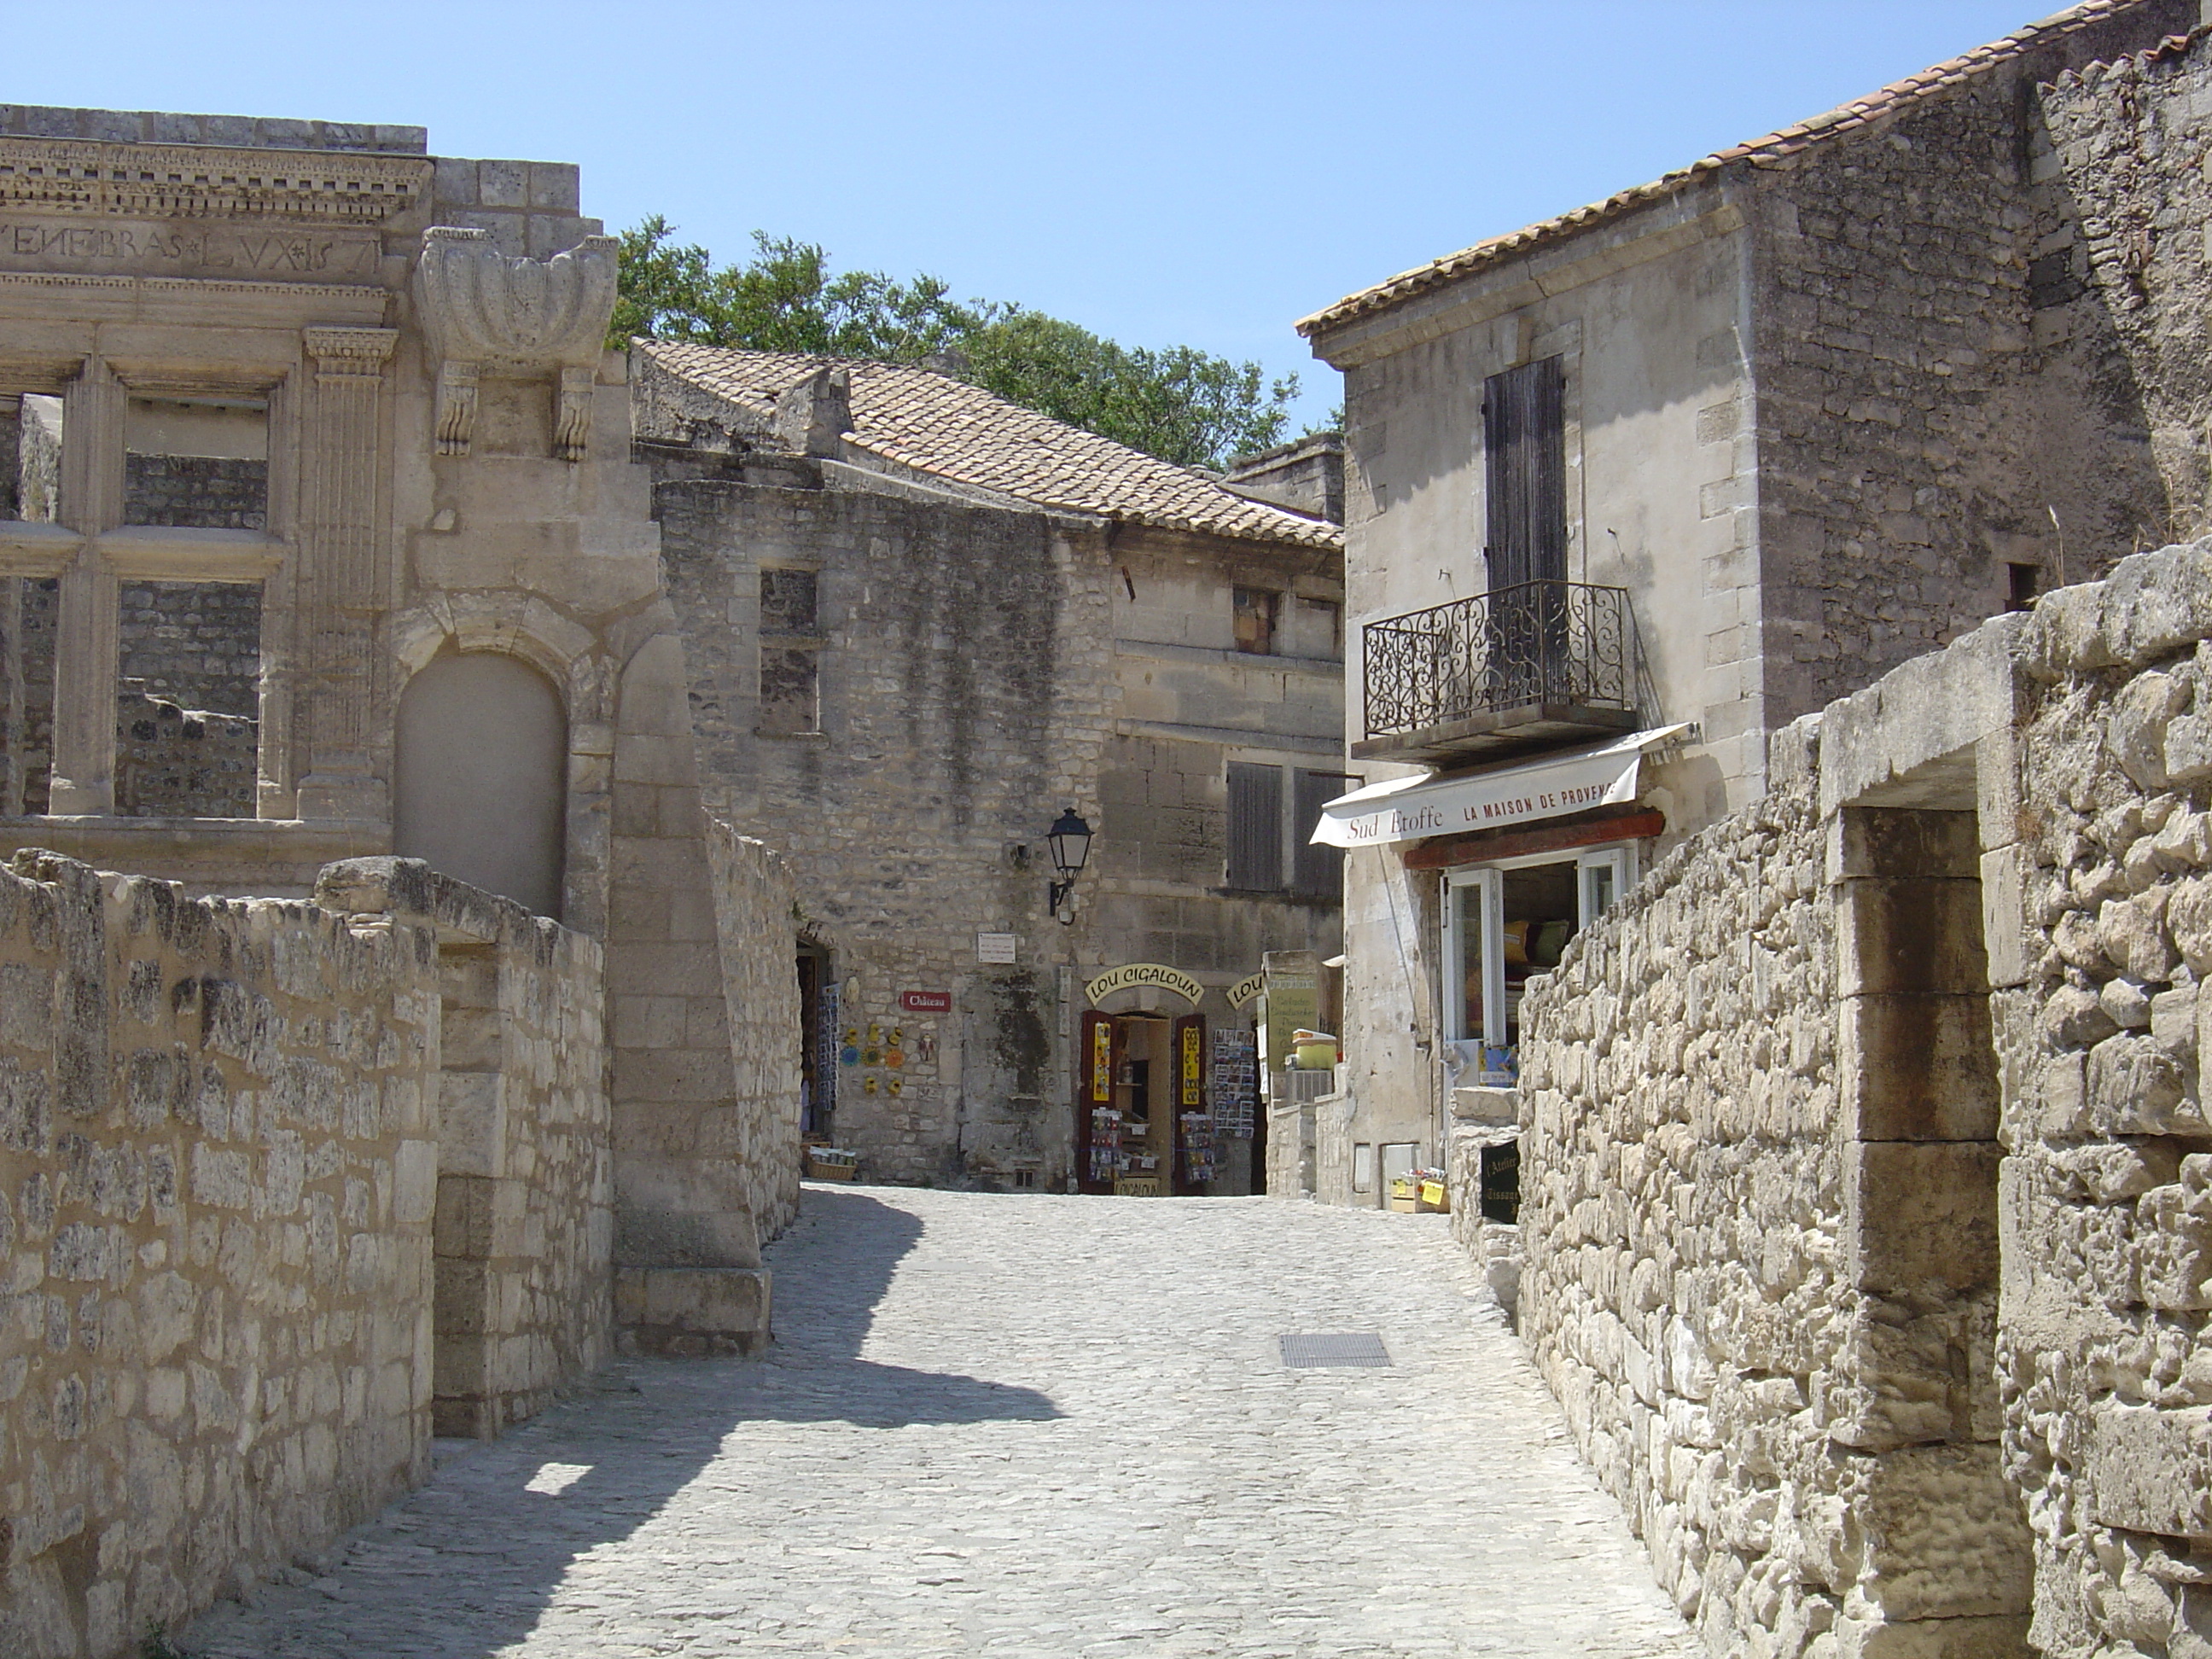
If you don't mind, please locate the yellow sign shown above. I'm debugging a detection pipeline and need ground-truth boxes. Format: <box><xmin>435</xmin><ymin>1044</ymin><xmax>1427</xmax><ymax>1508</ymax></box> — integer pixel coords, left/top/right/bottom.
<box><xmin>1226</xmin><ymin>971</ymin><xmax>1264</xmax><ymax>1010</ymax></box>
<box><xmin>1090</xmin><ymin>1019</ymin><xmax>1113</xmax><ymax>1103</ymax></box>
<box><xmin>1179</xmin><ymin>1022</ymin><xmax>1203</xmax><ymax>1108</ymax></box>
<box><xmin>1086</xmin><ymin>963</ymin><xmax>1204</xmax><ymax>1006</ymax></box>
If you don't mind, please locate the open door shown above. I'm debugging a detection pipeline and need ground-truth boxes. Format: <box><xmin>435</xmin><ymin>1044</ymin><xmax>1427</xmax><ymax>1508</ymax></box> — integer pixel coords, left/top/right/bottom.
<box><xmin>1078</xmin><ymin>1010</ymin><xmax>1115</xmax><ymax>1193</ymax></box>
<box><xmin>1173</xmin><ymin>1013</ymin><xmax>1208</xmax><ymax>1191</ymax></box>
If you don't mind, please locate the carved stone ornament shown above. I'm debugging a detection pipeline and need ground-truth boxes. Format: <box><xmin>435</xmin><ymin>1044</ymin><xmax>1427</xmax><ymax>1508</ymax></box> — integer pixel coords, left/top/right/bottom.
<box><xmin>412</xmin><ymin>226</ymin><xmax>618</xmax><ymax>462</ymax></box>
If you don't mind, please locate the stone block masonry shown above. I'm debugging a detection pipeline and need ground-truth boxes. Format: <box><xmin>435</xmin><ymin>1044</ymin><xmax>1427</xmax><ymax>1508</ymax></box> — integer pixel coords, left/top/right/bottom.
<box><xmin>0</xmin><ymin>851</ymin><xmax>614</xmax><ymax>1659</ymax></box>
<box><xmin>1505</xmin><ymin>537</ymin><xmax>2212</xmax><ymax>1659</ymax></box>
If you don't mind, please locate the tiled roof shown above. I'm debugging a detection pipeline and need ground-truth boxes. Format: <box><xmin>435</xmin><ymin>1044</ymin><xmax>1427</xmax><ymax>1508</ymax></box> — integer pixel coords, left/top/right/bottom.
<box><xmin>1298</xmin><ymin>0</ymin><xmax>2176</xmax><ymax>337</ymax></box>
<box><xmin>639</xmin><ymin>341</ymin><xmax>1341</xmax><ymax>551</ymax></box>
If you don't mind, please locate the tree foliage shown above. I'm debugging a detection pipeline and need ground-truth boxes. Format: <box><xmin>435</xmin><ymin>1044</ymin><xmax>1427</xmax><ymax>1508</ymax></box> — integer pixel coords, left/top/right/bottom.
<box><xmin>611</xmin><ymin>218</ymin><xmax>1298</xmax><ymax>469</ymax></box>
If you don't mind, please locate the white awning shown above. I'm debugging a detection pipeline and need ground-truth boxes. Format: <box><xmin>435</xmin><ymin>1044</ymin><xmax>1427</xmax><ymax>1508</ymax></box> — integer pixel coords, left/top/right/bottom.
<box><xmin>1309</xmin><ymin>725</ymin><xmax>1691</xmax><ymax>849</ymax></box>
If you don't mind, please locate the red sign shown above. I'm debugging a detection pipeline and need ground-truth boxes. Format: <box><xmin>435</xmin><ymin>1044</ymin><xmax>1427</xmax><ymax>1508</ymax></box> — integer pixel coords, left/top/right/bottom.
<box><xmin>900</xmin><ymin>990</ymin><xmax>952</xmax><ymax>1013</ymax></box>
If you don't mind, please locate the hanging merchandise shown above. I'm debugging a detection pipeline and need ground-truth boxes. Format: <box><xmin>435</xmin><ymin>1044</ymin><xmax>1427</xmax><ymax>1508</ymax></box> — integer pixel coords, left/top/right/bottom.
<box><xmin>1209</xmin><ymin>1027</ymin><xmax>1258</xmax><ymax>1138</ymax></box>
<box><xmin>1179</xmin><ymin>1112</ymin><xmax>1218</xmax><ymax>1183</ymax></box>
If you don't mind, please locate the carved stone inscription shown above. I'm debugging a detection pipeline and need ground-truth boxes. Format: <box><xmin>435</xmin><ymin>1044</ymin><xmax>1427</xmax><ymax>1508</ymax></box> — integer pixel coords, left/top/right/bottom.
<box><xmin>0</xmin><ymin>218</ymin><xmax>382</xmax><ymax>281</ymax></box>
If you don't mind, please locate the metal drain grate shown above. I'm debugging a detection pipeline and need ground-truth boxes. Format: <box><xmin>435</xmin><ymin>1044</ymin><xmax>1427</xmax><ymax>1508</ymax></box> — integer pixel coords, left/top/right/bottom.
<box><xmin>1279</xmin><ymin>1332</ymin><xmax>1391</xmax><ymax>1369</ymax></box>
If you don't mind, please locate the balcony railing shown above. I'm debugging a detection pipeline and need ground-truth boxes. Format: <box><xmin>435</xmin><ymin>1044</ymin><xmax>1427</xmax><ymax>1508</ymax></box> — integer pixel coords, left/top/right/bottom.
<box><xmin>1357</xmin><ymin>579</ymin><xmax>1644</xmax><ymax>764</ymax></box>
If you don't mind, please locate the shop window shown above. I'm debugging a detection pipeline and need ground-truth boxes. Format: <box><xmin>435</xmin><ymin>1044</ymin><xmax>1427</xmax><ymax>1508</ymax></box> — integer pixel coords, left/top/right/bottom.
<box><xmin>114</xmin><ymin>579</ymin><xmax>262</xmax><ymax>819</ymax></box>
<box><xmin>0</xmin><ymin>394</ymin><xmax>62</xmax><ymax>522</ymax></box>
<box><xmin>123</xmin><ymin>396</ymin><xmax>268</xmax><ymax>530</ymax></box>
<box><xmin>1232</xmin><ymin>585</ymin><xmax>1277</xmax><ymax>655</ymax></box>
<box><xmin>1445</xmin><ymin>845</ymin><xmax>1634</xmax><ymax>1056</ymax></box>
<box><xmin>1226</xmin><ymin>761</ymin><xmax>1284</xmax><ymax>889</ymax></box>
<box><xmin>1292</xmin><ymin>769</ymin><xmax>1357</xmax><ymax>897</ymax></box>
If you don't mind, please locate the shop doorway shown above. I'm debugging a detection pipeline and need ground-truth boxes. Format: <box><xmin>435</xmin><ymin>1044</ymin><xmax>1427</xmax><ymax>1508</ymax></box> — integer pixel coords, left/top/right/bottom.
<box><xmin>796</xmin><ymin>945</ymin><xmax>835</xmax><ymax>1138</ymax></box>
<box><xmin>1076</xmin><ymin>1010</ymin><xmax>1212</xmax><ymax>1196</ymax></box>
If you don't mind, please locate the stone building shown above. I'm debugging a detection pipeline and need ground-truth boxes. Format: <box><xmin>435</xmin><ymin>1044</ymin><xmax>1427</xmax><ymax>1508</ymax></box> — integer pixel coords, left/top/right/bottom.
<box><xmin>632</xmin><ymin>345</ymin><xmax>1345</xmax><ymax>1194</ymax></box>
<box><xmin>0</xmin><ymin>106</ymin><xmax>804</xmax><ymax>1656</ymax></box>
<box><xmin>1289</xmin><ymin>0</ymin><xmax>2206</xmax><ymax>1208</ymax></box>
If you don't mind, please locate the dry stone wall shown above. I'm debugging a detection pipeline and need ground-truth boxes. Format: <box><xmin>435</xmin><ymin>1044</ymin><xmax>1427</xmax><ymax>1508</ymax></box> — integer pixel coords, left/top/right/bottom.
<box><xmin>0</xmin><ymin>851</ymin><xmax>440</xmax><ymax>1659</ymax></box>
<box><xmin>1516</xmin><ymin>723</ymin><xmax>1854</xmax><ymax>1656</ymax></box>
<box><xmin>1513</xmin><ymin>538</ymin><xmax>2212</xmax><ymax>1659</ymax></box>
<box><xmin>1988</xmin><ymin>543</ymin><xmax>2212</xmax><ymax>1659</ymax></box>
<box><xmin>707</xmin><ymin>822</ymin><xmax>802</xmax><ymax>1245</ymax></box>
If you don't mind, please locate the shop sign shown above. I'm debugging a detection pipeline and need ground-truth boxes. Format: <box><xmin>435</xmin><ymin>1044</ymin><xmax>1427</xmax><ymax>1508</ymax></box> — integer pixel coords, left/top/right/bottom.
<box><xmin>1086</xmin><ymin>962</ymin><xmax>1204</xmax><ymax>1006</ymax></box>
<box><xmin>900</xmin><ymin>990</ymin><xmax>952</xmax><ymax>1012</ymax></box>
<box><xmin>1226</xmin><ymin>971</ymin><xmax>1264</xmax><ymax>1010</ymax></box>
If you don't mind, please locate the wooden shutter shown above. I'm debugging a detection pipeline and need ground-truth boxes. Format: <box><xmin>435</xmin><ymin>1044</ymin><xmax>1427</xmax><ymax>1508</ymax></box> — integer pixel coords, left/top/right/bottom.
<box><xmin>1292</xmin><ymin>770</ymin><xmax>1355</xmax><ymax>898</ymax></box>
<box><xmin>1481</xmin><ymin>357</ymin><xmax>1568</xmax><ymax>591</ymax></box>
<box><xmin>1225</xmin><ymin>762</ymin><xmax>1284</xmax><ymax>891</ymax></box>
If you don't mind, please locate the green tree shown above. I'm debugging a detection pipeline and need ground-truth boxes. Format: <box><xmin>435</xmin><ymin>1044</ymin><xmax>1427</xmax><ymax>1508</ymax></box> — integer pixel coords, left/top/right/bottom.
<box><xmin>611</xmin><ymin>218</ymin><xmax>1297</xmax><ymax>469</ymax></box>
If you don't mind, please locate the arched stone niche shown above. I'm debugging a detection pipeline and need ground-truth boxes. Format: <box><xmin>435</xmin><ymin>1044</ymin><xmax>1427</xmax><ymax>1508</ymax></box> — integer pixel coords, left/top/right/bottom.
<box><xmin>394</xmin><ymin>650</ymin><xmax>568</xmax><ymax>917</ymax></box>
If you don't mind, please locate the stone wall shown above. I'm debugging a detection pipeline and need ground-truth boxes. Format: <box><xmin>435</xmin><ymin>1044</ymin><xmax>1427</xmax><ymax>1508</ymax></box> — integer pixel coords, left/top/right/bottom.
<box><xmin>1511</xmin><ymin>538</ymin><xmax>2212</xmax><ymax>1659</ymax></box>
<box><xmin>117</xmin><ymin>580</ymin><xmax>260</xmax><ymax>719</ymax></box>
<box><xmin>315</xmin><ymin>858</ymin><xmax>610</xmax><ymax>1442</ymax></box>
<box><xmin>1516</xmin><ymin>722</ymin><xmax>1865</xmax><ymax>1655</ymax></box>
<box><xmin>707</xmin><ymin>821</ymin><xmax>802</xmax><ymax>1245</ymax></box>
<box><xmin>113</xmin><ymin>693</ymin><xmax>257</xmax><ymax>820</ymax></box>
<box><xmin>654</xmin><ymin>474</ymin><xmax>1109</xmax><ymax>1189</ymax></box>
<box><xmin>121</xmin><ymin>455</ymin><xmax>267</xmax><ymax>533</ymax></box>
<box><xmin>1985</xmin><ymin>544</ymin><xmax>2212</xmax><ymax>1659</ymax></box>
<box><xmin>0</xmin><ymin>850</ymin><xmax>620</xmax><ymax>1658</ymax></box>
<box><xmin>1746</xmin><ymin>0</ymin><xmax>2195</xmax><ymax>728</ymax></box>
<box><xmin>0</xmin><ymin>851</ymin><xmax>440</xmax><ymax>1659</ymax></box>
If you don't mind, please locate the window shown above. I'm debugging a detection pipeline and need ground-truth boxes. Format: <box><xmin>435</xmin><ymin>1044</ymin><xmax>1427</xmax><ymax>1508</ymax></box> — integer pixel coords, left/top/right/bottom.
<box><xmin>124</xmin><ymin>396</ymin><xmax>269</xmax><ymax>529</ymax></box>
<box><xmin>1481</xmin><ymin>358</ymin><xmax>1567</xmax><ymax>591</ymax></box>
<box><xmin>0</xmin><ymin>394</ymin><xmax>62</xmax><ymax>523</ymax></box>
<box><xmin>114</xmin><ymin>579</ymin><xmax>263</xmax><ymax>818</ymax></box>
<box><xmin>1445</xmin><ymin>844</ymin><xmax>1634</xmax><ymax>1051</ymax></box>
<box><xmin>1292</xmin><ymin>769</ymin><xmax>1357</xmax><ymax>897</ymax></box>
<box><xmin>1231</xmin><ymin>763</ymin><xmax>1359</xmax><ymax>896</ymax></box>
<box><xmin>758</xmin><ymin>565</ymin><xmax>822</xmax><ymax>737</ymax></box>
<box><xmin>1232</xmin><ymin>585</ymin><xmax>1277</xmax><ymax>655</ymax></box>
<box><xmin>1225</xmin><ymin>761</ymin><xmax>1284</xmax><ymax>889</ymax></box>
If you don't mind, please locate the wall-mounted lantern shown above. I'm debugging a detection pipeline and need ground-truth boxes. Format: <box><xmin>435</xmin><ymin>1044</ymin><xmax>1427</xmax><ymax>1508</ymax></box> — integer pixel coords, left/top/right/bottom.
<box><xmin>1046</xmin><ymin>806</ymin><xmax>1093</xmax><ymax>923</ymax></box>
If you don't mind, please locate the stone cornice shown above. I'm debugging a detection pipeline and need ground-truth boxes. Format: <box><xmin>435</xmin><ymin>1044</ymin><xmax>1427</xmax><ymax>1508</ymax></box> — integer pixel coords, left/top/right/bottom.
<box><xmin>0</xmin><ymin>136</ymin><xmax>428</xmax><ymax>224</ymax></box>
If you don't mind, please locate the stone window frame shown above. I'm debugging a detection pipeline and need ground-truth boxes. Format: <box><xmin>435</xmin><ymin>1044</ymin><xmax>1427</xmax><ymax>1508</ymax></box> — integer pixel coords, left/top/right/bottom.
<box><xmin>0</xmin><ymin>353</ymin><xmax>291</xmax><ymax>819</ymax></box>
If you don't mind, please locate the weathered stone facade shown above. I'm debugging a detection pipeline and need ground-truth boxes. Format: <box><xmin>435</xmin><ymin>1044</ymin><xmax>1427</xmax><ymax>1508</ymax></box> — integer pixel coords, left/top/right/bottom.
<box><xmin>637</xmin><ymin>346</ymin><xmax>1342</xmax><ymax>1193</ymax></box>
<box><xmin>0</xmin><ymin>106</ymin><xmax>806</xmax><ymax>1656</ymax></box>
<box><xmin>1499</xmin><ymin>538</ymin><xmax>2212</xmax><ymax>1659</ymax></box>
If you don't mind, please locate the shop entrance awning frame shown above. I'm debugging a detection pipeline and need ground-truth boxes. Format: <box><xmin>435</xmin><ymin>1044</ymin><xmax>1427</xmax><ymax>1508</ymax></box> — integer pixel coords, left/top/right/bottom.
<box><xmin>1309</xmin><ymin>724</ymin><xmax>1691</xmax><ymax>850</ymax></box>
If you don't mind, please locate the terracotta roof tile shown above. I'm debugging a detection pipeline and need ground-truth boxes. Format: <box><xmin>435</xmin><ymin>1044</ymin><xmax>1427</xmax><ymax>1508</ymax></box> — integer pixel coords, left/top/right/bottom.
<box><xmin>641</xmin><ymin>341</ymin><xmax>1341</xmax><ymax>550</ymax></box>
<box><xmin>1299</xmin><ymin>0</ymin><xmax>2162</xmax><ymax>337</ymax></box>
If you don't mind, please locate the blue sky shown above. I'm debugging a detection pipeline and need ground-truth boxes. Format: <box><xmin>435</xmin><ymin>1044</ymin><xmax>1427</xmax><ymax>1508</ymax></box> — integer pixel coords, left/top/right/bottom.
<box><xmin>12</xmin><ymin>2</ymin><xmax>2053</xmax><ymax>429</ymax></box>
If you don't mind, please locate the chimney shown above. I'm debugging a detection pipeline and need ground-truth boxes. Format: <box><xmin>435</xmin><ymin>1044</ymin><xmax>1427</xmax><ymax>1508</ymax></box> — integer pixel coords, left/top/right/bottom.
<box><xmin>772</xmin><ymin>364</ymin><xmax>853</xmax><ymax>457</ymax></box>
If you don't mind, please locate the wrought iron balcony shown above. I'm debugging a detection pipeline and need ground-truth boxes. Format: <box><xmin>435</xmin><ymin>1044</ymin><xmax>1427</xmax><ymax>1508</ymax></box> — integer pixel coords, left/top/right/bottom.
<box><xmin>1356</xmin><ymin>579</ymin><xmax>1645</xmax><ymax>765</ymax></box>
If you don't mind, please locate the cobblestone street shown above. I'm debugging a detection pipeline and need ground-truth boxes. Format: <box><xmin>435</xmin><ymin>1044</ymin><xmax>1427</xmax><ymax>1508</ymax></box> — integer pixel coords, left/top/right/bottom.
<box><xmin>187</xmin><ymin>1187</ymin><xmax>1697</xmax><ymax>1658</ymax></box>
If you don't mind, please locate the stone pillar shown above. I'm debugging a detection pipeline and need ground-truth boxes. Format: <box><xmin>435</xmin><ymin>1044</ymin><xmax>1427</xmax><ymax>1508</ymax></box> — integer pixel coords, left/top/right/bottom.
<box><xmin>47</xmin><ymin>358</ymin><xmax>125</xmax><ymax>815</ymax></box>
<box><xmin>1830</xmin><ymin>805</ymin><xmax>2031</xmax><ymax>1656</ymax></box>
<box><xmin>294</xmin><ymin>327</ymin><xmax>396</xmax><ymax>822</ymax></box>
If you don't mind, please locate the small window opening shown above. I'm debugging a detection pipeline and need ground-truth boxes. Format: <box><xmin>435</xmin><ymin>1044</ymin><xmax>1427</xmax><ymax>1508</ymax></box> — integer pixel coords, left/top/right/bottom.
<box><xmin>114</xmin><ymin>579</ymin><xmax>261</xmax><ymax>819</ymax></box>
<box><xmin>123</xmin><ymin>396</ymin><xmax>268</xmax><ymax>530</ymax></box>
<box><xmin>760</xmin><ymin>567</ymin><xmax>819</xmax><ymax>635</ymax></box>
<box><xmin>2006</xmin><ymin>562</ymin><xmax>2040</xmax><ymax>614</ymax></box>
<box><xmin>1232</xmin><ymin>586</ymin><xmax>1277</xmax><ymax>655</ymax></box>
<box><xmin>758</xmin><ymin>647</ymin><xmax>820</xmax><ymax>737</ymax></box>
<box><xmin>0</xmin><ymin>395</ymin><xmax>62</xmax><ymax>523</ymax></box>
